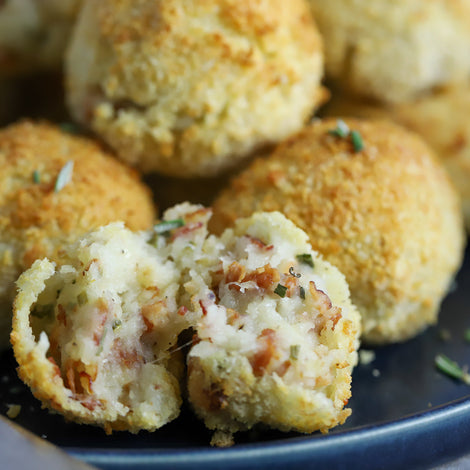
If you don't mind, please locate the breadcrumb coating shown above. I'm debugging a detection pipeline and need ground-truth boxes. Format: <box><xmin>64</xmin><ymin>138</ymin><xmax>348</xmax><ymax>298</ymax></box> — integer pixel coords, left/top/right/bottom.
<box><xmin>323</xmin><ymin>86</ymin><xmax>470</xmax><ymax>231</ymax></box>
<box><xmin>12</xmin><ymin>204</ymin><xmax>360</xmax><ymax>439</ymax></box>
<box><xmin>187</xmin><ymin>211</ymin><xmax>360</xmax><ymax>436</ymax></box>
<box><xmin>66</xmin><ymin>0</ymin><xmax>325</xmax><ymax>177</ymax></box>
<box><xmin>308</xmin><ymin>0</ymin><xmax>470</xmax><ymax>103</ymax></box>
<box><xmin>211</xmin><ymin>118</ymin><xmax>465</xmax><ymax>344</ymax></box>
<box><xmin>0</xmin><ymin>121</ymin><xmax>156</xmax><ymax>349</ymax></box>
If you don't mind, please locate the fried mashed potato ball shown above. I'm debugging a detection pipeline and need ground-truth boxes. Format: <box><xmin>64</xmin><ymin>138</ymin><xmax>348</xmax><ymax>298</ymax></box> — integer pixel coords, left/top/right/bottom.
<box><xmin>211</xmin><ymin>118</ymin><xmax>465</xmax><ymax>344</ymax></box>
<box><xmin>66</xmin><ymin>0</ymin><xmax>325</xmax><ymax>177</ymax></box>
<box><xmin>0</xmin><ymin>0</ymin><xmax>81</xmax><ymax>76</ymax></box>
<box><xmin>323</xmin><ymin>86</ymin><xmax>470</xmax><ymax>231</ymax></box>
<box><xmin>308</xmin><ymin>0</ymin><xmax>470</xmax><ymax>104</ymax></box>
<box><xmin>0</xmin><ymin>121</ymin><xmax>156</xmax><ymax>350</ymax></box>
<box><xmin>12</xmin><ymin>203</ymin><xmax>360</xmax><ymax>438</ymax></box>
<box><xmin>187</xmin><ymin>211</ymin><xmax>360</xmax><ymax>438</ymax></box>
<box><xmin>12</xmin><ymin>223</ymin><xmax>188</xmax><ymax>433</ymax></box>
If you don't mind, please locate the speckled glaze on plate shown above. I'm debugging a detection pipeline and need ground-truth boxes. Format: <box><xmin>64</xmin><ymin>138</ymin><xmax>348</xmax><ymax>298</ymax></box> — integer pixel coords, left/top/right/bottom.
<box><xmin>2</xmin><ymin>248</ymin><xmax>470</xmax><ymax>470</ymax></box>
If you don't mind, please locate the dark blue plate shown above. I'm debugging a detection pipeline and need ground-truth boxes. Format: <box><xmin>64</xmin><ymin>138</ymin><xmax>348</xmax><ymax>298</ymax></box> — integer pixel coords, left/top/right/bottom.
<box><xmin>2</xmin><ymin>249</ymin><xmax>470</xmax><ymax>470</ymax></box>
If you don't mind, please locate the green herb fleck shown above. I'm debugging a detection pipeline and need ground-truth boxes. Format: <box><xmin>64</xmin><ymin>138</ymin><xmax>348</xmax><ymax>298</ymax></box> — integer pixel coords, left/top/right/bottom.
<box><xmin>299</xmin><ymin>286</ymin><xmax>305</xmax><ymax>300</ymax></box>
<box><xmin>32</xmin><ymin>170</ymin><xmax>40</xmax><ymax>184</ymax></box>
<box><xmin>112</xmin><ymin>319</ymin><xmax>122</xmax><ymax>331</ymax></box>
<box><xmin>274</xmin><ymin>284</ymin><xmax>287</xmax><ymax>298</ymax></box>
<box><xmin>296</xmin><ymin>253</ymin><xmax>314</xmax><ymax>268</ymax></box>
<box><xmin>351</xmin><ymin>130</ymin><xmax>364</xmax><ymax>152</ymax></box>
<box><xmin>54</xmin><ymin>160</ymin><xmax>74</xmax><ymax>193</ymax></box>
<box><xmin>290</xmin><ymin>344</ymin><xmax>300</xmax><ymax>360</ymax></box>
<box><xmin>96</xmin><ymin>327</ymin><xmax>108</xmax><ymax>356</ymax></box>
<box><xmin>464</xmin><ymin>330</ymin><xmax>470</xmax><ymax>343</ymax></box>
<box><xmin>31</xmin><ymin>304</ymin><xmax>54</xmax><ymax>319</ymax></box>
<box><xmin>435</xmin><ymin>354</ymin><xmax>470</xmax><ymax>385</ymax></box>
<box><xmin>153</xmin><ymin>219</ymin><xmax>185</xmax><ymax>235</ymax></box>
<box><xmin>77</xmin><ymin>291</ymin><xmax>88</xmax><ymax>306</ymax></box>
<box><xmin>328</xmin><ymin>119</ymin><xmax>350</xmax><ymax>138</ymax></box>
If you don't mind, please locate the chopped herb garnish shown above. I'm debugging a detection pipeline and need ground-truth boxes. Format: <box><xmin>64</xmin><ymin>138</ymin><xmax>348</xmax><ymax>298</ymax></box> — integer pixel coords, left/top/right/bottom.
<box><xmin>153</xmin><ymin>219</ymin><xmax>185</xmax><ymax>235</ymax></box>
<box><xmin>328</xmin><ymin>119</ymin><xmax>350</xmax><ymax>138</ymax></box>
<box><xmin>435</xmin><ymin>354</ymin><xmax>470</xmax><ymax>384</ymax></box>
<box><xmin>299</xmin><ymin>286</ymin><xmax>305</xmax><ymax>300</ymax></box>
<box><xmin>77</xmin><ymin>291</ymin><xmax>88</xmax><ymax>306</ymax></box>
<box><xmin>54</xmin><ymin>160</ymin><xmax>74</xmax><ymax>193</ymax></box>
<box><xmin>32</xmin><ymin>170</ymin><xmax>40</xmax><ymax>184</ymax></box>
<box><xmin>351</xmin><ymin>130</ymin><xmax>364</xmax><ymax>152</ymax></box>
<box><xmin>296</xmin><ymin>253</ymin><xmax>314</xmax><ymax>268</ymax></box>
<box><xmin>112</xmin><ymin>319</ymin><xmax>122</xmax><ymax>331</ymax></box>
<box><xmin>464</xmin><ymin>330</ymin><xmax>470</xmax><ymax>343</ymax></box>
<box><xmin>290</xmin><ymin>344</ymin><xmax>300</xmax><ymax>360</ymax></box>
<box><xmin>31</xmin><ymin>304</ymin><xmax>54</xmax><ymax>319</ymax></box>
<box><xmin>274</xmin><ymin>284</ymin><xmax>287</xmax><ymax>298</ymax></box>
<box><xmin>96</xmin><ymin>327</ymin><xmax>108</xmax><ymax>356</ymax></box>
<box><xmin>288</xmin><ymin>266</ymin><xmax>301</xmax><ymax>278</ymax></box>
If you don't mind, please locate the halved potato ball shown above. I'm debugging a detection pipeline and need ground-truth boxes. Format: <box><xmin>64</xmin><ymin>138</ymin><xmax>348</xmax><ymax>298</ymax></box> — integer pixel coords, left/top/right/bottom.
<box><xmin>12</xmin><ymin>203</ymin><xmax>360</xmax><ymax>438</ymax></box>
<box><xmin>0</xmin><ymin>120</ymin><xmax>156</xmax><ymax>349</ymax></box>
<box><xmin>211</xmin><ymin>118</ymin><xmax>465</xmax><ymax>344</ymax></box>
<box><xmin>11</xmin><ymin>223</ymin><xmax>186</xmax><ymax>433</ymax></box>
<box><xmin>187</xmin><ymin>211</ymin><xmax>360</xmax><ymax>437</ymax></box>
<box><xmin>66</xmin><ymin>0</ymin><xmax>325</xmax><ymax>177</ymax></box>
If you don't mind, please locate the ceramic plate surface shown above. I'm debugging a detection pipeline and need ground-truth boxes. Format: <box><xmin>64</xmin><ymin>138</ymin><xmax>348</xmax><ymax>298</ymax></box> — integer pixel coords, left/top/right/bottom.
<box><xmin>2</xmin><ymin>249</ymin><xmax>470</xmax><ymax>469</ymax></box>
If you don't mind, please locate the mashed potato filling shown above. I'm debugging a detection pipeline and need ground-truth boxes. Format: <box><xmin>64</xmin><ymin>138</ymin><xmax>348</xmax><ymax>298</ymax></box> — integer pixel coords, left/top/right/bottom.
<box><xmin>12</xmin><ymin>223</ymin><xmax>193</xmax><ymax>433</ymax></box>
<box><xmin>12</xmin><ymin>204</ymin><xmax>360</xmax><ymax>438</ymax></box>
<box><xmin>186</xmin><ymin>212</ymin><xmax>361</xmax><ymax>435</ymax></box>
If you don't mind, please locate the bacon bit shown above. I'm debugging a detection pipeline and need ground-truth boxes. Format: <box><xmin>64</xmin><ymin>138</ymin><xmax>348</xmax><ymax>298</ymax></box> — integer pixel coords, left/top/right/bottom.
<box><xmin>47</xmin><ymin>357</ymin><xmax>61</xmax><ymax>378</ymax></box>
<box><xmin>145</xmin><ymin>285</ymin><xmax>160</xmax><ymax>296</ymax></box>
<box><xmin>226</xmin><ymin>308</ymin><xmax>240</xmax><ymax>326</ymax></box>
<box><xmin>79</xmin><ymin>396</ymin><xmax>102</xmax><ymax>412</ymax></box>
<box><xmin>308</xmin><ymin>281</ymin><xmax>343</xmax><ymax>334</ymax></box>
<box><xmin>170</xmin><ymin>221</ymin><xmax>203</xmax><ymax>241</ymax></box>
<box><xmin>112</xmin><ymin>339</ymin><xmax>142</xmax><ymax>367</ymax></box>
<box><xmin>57</xmin><ymin>304</ymin><xmax>67</xmax><ymax>326</ymax></box>
<box><xmin>245</xmin><ymin>265</ymin><xmax>280</xmax><ymax>290</ymax></box>
<box><xmin>225</xmin><ymin>261</ymin><xmax>246</xmax><ymax>284</ymax></box>
<box><xmin>141</xmin><ymin>300</ymin><xmax>167</xmax><ymax>332</ymax></box>
<box><xmin>283</xmin><ymin>276</ymin><xmax>299</xmax><ymax>297</ymax></box>
<box><xmin>207</xmin><ymin>384</ymin><xmax>228</xmax><ymax>411</ymax></box>
<box><xmin>184</xmin><ymin>207</ymin><xmax>212</xmax><ymax>222</ymax></box>
<box><xmin>82</xmin><ymin>258</ymin><xmax>99</xmax><ymax>275</ymax></box>
<box><xmin>309</xmin><ymin>282</ymin><xmax>332</xmax><ymax>310</ymax></box>
<box><xmin>177</xmin><ymin>306</ymin><xmax>188</xmax><ymax>316</ymax></box>
<box><xmin>199</xmin><ymin>300</ymin><xmax>208</xmax><ymax>316</ymax></box>
<box><xmin>250</xmin><ymin>329</ymin><xmax>277</xmax><ymax>377</ymax></box>
<box><xmin>93</xmin><ymin>310</ymin><xmax>108</xmax><ymax>346</ymax></box>
<box><xmin>229</xmin><ymin>264</ymin><xmax>280</xmax><ymax>292</ymax></box>
<box><xmin>274</xmin><ymin>360</ymin><xmax>291</xmax><ymax>377</ymax></box>
<box><xmin>66</xmin><ymin>366</ymin><xmax>77</xmax><ymax>394</ymax></box>
<box><xmin>245</xmin><ymin>236</ymin><xmax>274</xmax><ymax>251</ymax></box>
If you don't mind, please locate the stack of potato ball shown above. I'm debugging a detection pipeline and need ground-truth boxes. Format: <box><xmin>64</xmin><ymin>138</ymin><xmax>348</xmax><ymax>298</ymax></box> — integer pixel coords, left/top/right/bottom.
<box><xmin>0</xmin><ymin>0</ymin><xmax>466</xmax><ymax>445</ymax></box>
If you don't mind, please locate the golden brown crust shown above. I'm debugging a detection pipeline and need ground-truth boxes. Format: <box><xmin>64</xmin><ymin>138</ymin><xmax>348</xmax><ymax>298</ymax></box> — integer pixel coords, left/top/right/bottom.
<box><xmin>323</xmin><ymin>86</ymin><xmax>470</xmax><ymax>230</ymax></box>
<box><xmin>212</xmin><ymin>118</ymin><xmax>465</xmax><ymax>344</ymax></box>
<box><xmin>66</xmin><ymin>0</ymin><xmax>324</xmax><ymax>177</ymax></box>
<box><xmin>0</xmin><ymin>120</ymin><xmax>156</xmax><ymax>349</ymax></box>
<box><xmin>309</xmin><ymin>0</ymin><xmax>470</xmax><ymax>103</ymax></box>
